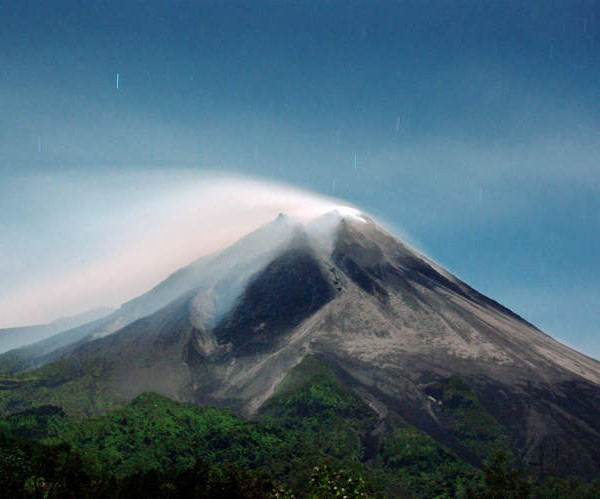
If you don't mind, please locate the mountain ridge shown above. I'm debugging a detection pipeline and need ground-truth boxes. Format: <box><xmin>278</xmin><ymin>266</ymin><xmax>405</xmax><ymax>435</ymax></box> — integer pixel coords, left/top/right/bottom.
<box><xmin>1</xmin><ymin>210</ymin><xmax>600</xmax><ymax>480</ymax></box>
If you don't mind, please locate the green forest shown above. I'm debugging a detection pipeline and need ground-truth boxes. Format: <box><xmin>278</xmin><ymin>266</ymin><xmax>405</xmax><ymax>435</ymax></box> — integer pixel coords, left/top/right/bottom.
<box><xmin>1</xmin><ymin>357</ymin><xmax>598</xmax><ymax>498</ymax></box>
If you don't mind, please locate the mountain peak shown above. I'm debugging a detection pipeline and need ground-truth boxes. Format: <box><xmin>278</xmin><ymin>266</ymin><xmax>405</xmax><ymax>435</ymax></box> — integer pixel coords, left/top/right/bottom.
<box><xmin>4</xmin><ymin>201</ymin><xmax>600</xmax><ymax>480</ymax></box>
<box><xmin>334</xmin><ymin>207</ymin><xmax>371</xmax><ymax>224</ymax></box>
<box><xmin>317</xmin><ymin>207</ymin><xmax>371</xmax><ymax>225</ymax></box>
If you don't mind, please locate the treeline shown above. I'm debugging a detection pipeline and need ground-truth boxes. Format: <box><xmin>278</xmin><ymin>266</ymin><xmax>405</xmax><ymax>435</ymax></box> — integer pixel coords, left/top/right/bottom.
<box><xmin>1</xmin><ymin>360</ymin><xmax>599</xmax><ymax>498</ymax></box>
<box><xmin>1</xmin><ymin>431</ymin><xmax>369</xmax><ymax>498</ymax></box>
<box><xmin>1</xmin><ymin>431</ymin><xmax>599</xmax><ymax>499</ymax></box>
<box><xmin>0</xmin><ymin>431</ymin><xmax>272</xmax><ymax>498</ymax></box>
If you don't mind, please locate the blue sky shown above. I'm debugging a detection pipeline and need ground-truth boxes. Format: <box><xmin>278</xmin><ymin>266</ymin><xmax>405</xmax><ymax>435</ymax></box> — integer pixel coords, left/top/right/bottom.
<box><xmin>1</xmin><ymin>1</ymin><xmax>599</xmax><ymax>358</ymax></box>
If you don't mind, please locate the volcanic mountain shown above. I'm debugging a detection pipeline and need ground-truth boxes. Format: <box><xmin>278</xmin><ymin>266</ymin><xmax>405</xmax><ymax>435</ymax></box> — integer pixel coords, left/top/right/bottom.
<box><xmin>2</xmin><ymin>210</ymin><xmax>600</xmax><ymax>480</ymax></box>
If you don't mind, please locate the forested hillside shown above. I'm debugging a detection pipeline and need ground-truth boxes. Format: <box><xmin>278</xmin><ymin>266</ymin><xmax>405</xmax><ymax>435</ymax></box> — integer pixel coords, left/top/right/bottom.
<box><xmin>1</xmin><ymin>358</ymin><xmax>598</xmax><ymax>498</ymax></box>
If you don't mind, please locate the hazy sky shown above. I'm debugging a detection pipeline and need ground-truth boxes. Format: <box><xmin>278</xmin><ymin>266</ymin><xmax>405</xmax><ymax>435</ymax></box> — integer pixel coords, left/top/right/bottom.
<box><xmin>1</xmin><ymin>1</ymin><xmax>599</xmax><ymax>359</ymax></box>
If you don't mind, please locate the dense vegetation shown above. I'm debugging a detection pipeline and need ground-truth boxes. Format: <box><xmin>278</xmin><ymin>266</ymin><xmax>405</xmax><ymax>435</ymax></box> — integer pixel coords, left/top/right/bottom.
<box><xmin>0</xmin><ymin>356</ymin><xmax>120</xmax><ymax>417</ymax></box>
<box><xmin>424</xmin><ymin>375</ymin><xmax>512</xmax><ymax>463</ymax></box>
<box><xmin>1</xmin><ymin>357</ymin><xmax>599</xmax><ymax>498</ymax></box>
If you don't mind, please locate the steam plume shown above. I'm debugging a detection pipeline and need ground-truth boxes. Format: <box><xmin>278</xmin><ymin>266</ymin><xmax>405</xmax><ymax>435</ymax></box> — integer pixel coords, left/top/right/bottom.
<box><xmin>0</xmin><ymin>170</ymin><xmax>358</xmax><ymax>327</ymax></box>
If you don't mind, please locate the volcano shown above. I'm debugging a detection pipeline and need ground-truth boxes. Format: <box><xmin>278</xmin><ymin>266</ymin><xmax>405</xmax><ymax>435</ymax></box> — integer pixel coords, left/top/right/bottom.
<box><xmin>2</xmin><ymin>210</ymin><xmax>600</xmax><ymax>480</ymax></box>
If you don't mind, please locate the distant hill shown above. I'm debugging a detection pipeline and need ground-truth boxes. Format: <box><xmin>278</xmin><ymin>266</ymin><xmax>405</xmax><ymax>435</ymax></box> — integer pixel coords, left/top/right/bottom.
<box><xmin>0</xmin><ymin>307</ymin><xmax>113</xmax><ymax>354</ymax></box>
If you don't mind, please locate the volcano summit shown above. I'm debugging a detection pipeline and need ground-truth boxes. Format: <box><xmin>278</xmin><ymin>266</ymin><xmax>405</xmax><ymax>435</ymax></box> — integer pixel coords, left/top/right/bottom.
<box><xmin>2</xmin><ymin>209</ymin><xmax>600</xmax><ymax>482</ymax></box>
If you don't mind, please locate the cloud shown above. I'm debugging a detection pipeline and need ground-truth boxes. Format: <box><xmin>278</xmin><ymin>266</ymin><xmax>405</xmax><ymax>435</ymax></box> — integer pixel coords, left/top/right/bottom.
<box><xmin>0</xmin><ymin>170</ymin><xmax>363</xmax><ymax>328</ymax></box>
